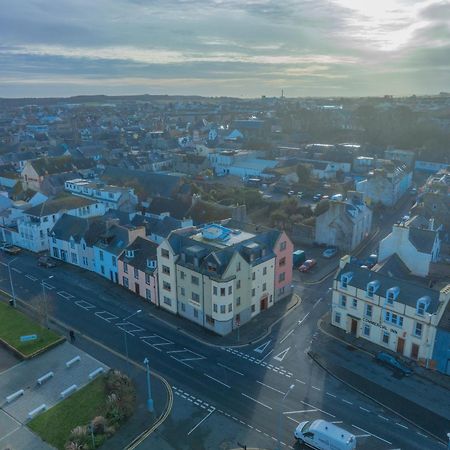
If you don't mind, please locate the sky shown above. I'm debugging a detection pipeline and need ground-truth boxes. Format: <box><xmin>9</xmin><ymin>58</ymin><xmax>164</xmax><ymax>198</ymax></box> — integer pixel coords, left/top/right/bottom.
<box><xmin>0</xmin><ymin>0</ymin><xmax>449</xmax><ymax>98</ymax></box>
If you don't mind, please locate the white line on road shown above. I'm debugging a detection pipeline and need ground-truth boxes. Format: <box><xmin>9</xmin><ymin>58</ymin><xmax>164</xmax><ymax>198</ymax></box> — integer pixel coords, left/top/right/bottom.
<box><xmin>280</xmin><ymin>329</ymin><xmax>294</xmax><ymax>344</ymax></box>
<box><xmin>395</xmin><ymin>423</ymin><xmax>408</xmax><ymax>429</ymax></box>
<box><xmin>57</xmin><ymin>290</ymin><xmax>75</xmax><ymax>300</ymax></box>
<box><xmin>351</xmin><ymin>424</ymin><xmax>392</xmax><ymax>445</ymax></box>
<box><xmin>354</xmin><ymin>434</ymin><xmax>371</xmax><ymax>438</ymax></box>
<box><xmin>416</xmin><ymin>432</ymin><xmax>428</xmax><ymax>438</ymax></box>
<box><xmin>169</xmin><ymin>356</ymin><xmax>193</xmax><ymax>368</ymax></box>
<box><xmin>378</xmin><ymin>415</ymin><xmax>389</xmax><ymax>421</ymax></box>
<box><xmin>187</xmin><ymin>408</ymin><xmax>215</xmax><ymax>435</ymax></box>
<box><xmin>287</xmin><ymin>416</ymin><xmax>299</xmax><ymax>424</ymax></box>
<box><xmin>301</xmin><ymin>401</ymin><xmax>335</xmax><ymax>418</ymax></box>
<box><xmin>283</xmin><ymin>410</ymin><xmax>317</xmax><ymax>415</ymax></box>
<box><xmin>312</xmin><ymin>298</ymin><xmax>322</xmax><ymax>309</ymax></box>
<box><xmin>95</xmin><ymin>311</ymin><xmax>118</xmax><ymax>322</ymax></box>
<box><xmin>295</xmin><ymin>378</ymin><xmax>306</xmax><ymax>385</ymax></box>
<box><xmin>217</xmin><ymin>363</ymin><xmax>244</xmax><ymax>376</ymax></box>
<box><xmin>359</xmin><ymin>406</ymin><xmax>371</xmax><ymax>413</ymax></box>
<box><xmin>331</xmin><ymin>421</ymin><xmax>343</xmax><ymax>424</ymax></box>
<box><xmin>258</xmin><ymin>349</ymin><xmax>273</xmax><ymax>363</ymax></box>
<box><xmin>342</xmin><ymin>399</ymin><xmax>353</xmax><ymax>405</ymax></box>
<box><xmin>298</xmin><ymin>312</ymin><xmax>310</xmax><ymax>324</ymax></box>
<box><xmin>11</xmin><ymin>268</ymin><xmax>22</xmax><ymax>274</ymax></box>
<box><xmin>41</xmin><ymin>282</ymin><xmax>55</xmax><ymax>290</ymax></box>
<box><xmin>203</xmin><ymin>373</ymin><xmax>231</xmax><ymax>389</ymax></box>
<box><xmin>75</xmin><ymin>300</ymin><xmax>95</xmax><ymax>310</ymax></box>
<box><xmin>241</xmin><ymin>393</ymin><xmax>272</xmax><ymax>410</ymax></box>
<box><xmin>25</xmin><ymin>274</ymin><xmax>38</xmax><ymax>281</ymax></box>
<box><xmin>0</xmin><ymin>262</ymin><xmax>6</xmax><ymax>266</ymax></box>
<box><xmin>256</xmin><ymin>380</ymin><xmax>285</xmax><ymax>395</ymax></box>
<box><xmin>326</xmin><ymin>392</ymin><xmax>337</xmax><ymax>398</ymax></box>
<box><xmin>312</xmin><ymin>386</ymin><xmax>321</xmax><ymax>391</ymax></box>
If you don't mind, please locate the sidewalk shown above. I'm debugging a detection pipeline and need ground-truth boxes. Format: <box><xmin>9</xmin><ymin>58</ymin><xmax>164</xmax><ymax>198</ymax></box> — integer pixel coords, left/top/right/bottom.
<box><xmin>311</xmin><ymin>312</ymin><xmax>450</xmax><ymax>441</ymax></box>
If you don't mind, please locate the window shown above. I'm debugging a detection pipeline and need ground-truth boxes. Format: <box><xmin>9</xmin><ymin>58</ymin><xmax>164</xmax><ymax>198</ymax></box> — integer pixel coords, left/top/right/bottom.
<box><xmin>228</xmin><ymin>286</ymin><xmax>232</xmax><ymax>295</ymax></box>
<box><xmin>163</xmin><ymin>281</ymin><xmax>171</xmax><ymax>291</ymax></box>
<box><xmin>213</xmin><ymin>286</ymin><xmax>218</xmax><ymax>295</ymax></box>
<box><xmin>220</xmin><ymin>288</ymin><xmax>225</xmax><ymax>296</ymax></box>
<box><xmin>145</xmin><ymin>273</ymin><xmax>151</xmax><ymax>285</ymax></box>
<box><xmin>263</xmin><ymin>283</ymin><xmax>267</xmax><ymax>291</ymax></box>
<box><xmin>263</xmin><ymin>267</ymin><xmax>268</xmax><ymax>275</ymax></box>
<box><xmin>52</xmin><ymin>247</ymin><xmax>59</xmax><ymax>258</ymax></box>
<box><xmin>252</xmin><ymin>272</ymin><xmax>256</xmax><ymax>281</ymax></box>
<box><xmin>252</xmin><ymin>288</ymin><xmax>255</xmax><ymax>297</ymax></box>
<box><xmin>237</xmin><ymin>280</ymin><xmax>241</xmax><ymax>289</ymax></box>
<box><xmin>280</xmin><ymin>241</ymin><xmax>287</xmax><ymax>251</ymax></box>
<box><xmin>251</xmin><ymin>304</ymin><xmax>256</xmax><ymax>313</ymax></box>
<box><xmin>382</xmin><ymin>331</ymin><xmax>390</xmax><ymax>344</ymax></box>
<box><xmin>384</xmin><ymin>311</ymin><xmax>404</xmax><ymax>327</ymax></box>
<box><xmin>334</xmin><ymin>312</ymin><xmax>341</xmax><ymax>324</ymax></box>
<box><xmin>341</xmin><ymin>277</ymin><xmax>348</xmax><ymax>289</ymax></box>
<box><xmin>278</xmin><ymin>272</ymin><xmax>285</xmax><ymax>282</ymax></box>
<box><xmin>99</xmin><ymin>250</ymin><xmax>104</xmax><ymax>261</ymax></box>
<box><xmin>213</xmin><ymin>304</ymin><xmax>218</xmax><ymax>313</ymax></box>
<box><xmin>123</xmin><ymin>276</ymin><xmax>129</xmax><ymax>288</ymax></box>
<box><xmin>180</xmin><ymin>287</ymin><xmax>185</xmax><ymax>296</ymax></box>
<box><xmin>52</xmin><ymin>236</ymin><xmax>56</xmax><ymax>244</ymax></box>
<box><xmin>236</xmin><ymin>297</ymin><xmax>241</xmax><ymax>306</ymax></box>
<box><xmin>363</xmin><ymin>324</ymin><xmax>370</xmax><ymax>336</ymax></box>
<box><xmin>134</xmin><ymin>268</ymin><xmax>139</xmax><ymax>279</ymax></box>
<box><xmin>193</xmin><ymin>309</ymin><xmax>198</xmax><ymax>318</ymax></box>
<box><xmin>101</xmin><ymin>265</ymin><xmax>105</xmax><ymax>274</ymax></box>
<box><xmin>70</xmin><ymin>240</ymin><xmax>75</xmax><ymax>249</ymax></box>
<box><xmin>191</xmin><ymin>275</ymin><xmax>199</xmax><ymax>285</ymax></box>
<box><xmin>146</xmin><ymin>289</ymin><xmax>151</xmax><ymax>300</ymax></box>
<box><xmin>237</xmin><ymin>262</ymin><xmax>241</xmax><ymax>272</ymax></box>
<box><xmin>123</xmin><ymin>262</ymin><xmax>128</xmax><ymax>273</ymax></box>
<box><xmin>162</xmin><ymin>265</ymin><xmax>170</xmax><ymax>275</ymax></box>
<box><xmin>220</xmin><ymin>305</ymin><xmax>226</xmax><ymax>314</ymax></box>
<box><xmin>228</xmin><ymin>303</ymin><xmax>232</xmax><ymax>312</ymax></box>
<box><xmin>279</xmin><ymin>257</ymin><xmax>286</xmax><ymax>267</ymax></box>
<box><xmin>163</xmin><ymin>296</ymin><xmax>172</xmax><ymax>306</ymax></box>
<box><xmin>71</xmin><ymin>253</ymin><xmax>77</xmax><ymax>264</ymax></box>
<box><xmin>192</xmin><ymin>292</ymin><xmax>200</xmax><ymax>303</ymax></box>
<box><xmin>365</xmin><ymin>304</ymin><xmax>373</xmax><ymax>318</ymax></box>
<box><xmin>352</xmin><ymin>298</ymin><xmax>357</xmax><ymax>309</ymax></box>
<box><xmin>161</xmin><ymin>249</ymin><xmax>169</xmax><ymax>258</ymax></box>
<box><xmin>180</xmin><ymin>271</ymin><xmax>185</xmax><ymax>280</ymax></box>
<box><xmin>82</xmin><ymin>256</ymin><xmax>88</xmax><ymax>266</ymax></box>
<box><xmin>340</xmin><ymin>295</ymin><xmax>347</xmax><ymax>307</ymax></box>
<box><xmin>112</xmin><ymin>256</ymin><xmax>117</xmax><ymax>267</ymax></box>
<box><xmin>207</xmin><ymin>263</ymin><xmax>216</xmax><ymax>272</ymax></box>
<box><xmin>414</xmin><ymin>322</ymin><xmax>423</xmax><ymax>337</ymax></box>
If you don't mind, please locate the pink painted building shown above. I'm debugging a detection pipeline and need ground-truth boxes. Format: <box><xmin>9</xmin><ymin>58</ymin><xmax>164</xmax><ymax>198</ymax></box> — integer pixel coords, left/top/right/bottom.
<box><xmin>273</xmin><ymin>230</ymin><xmax>294</xmax><ymax>301</ymax></box>
<box><xmin>118</xmin><ymin>236</ymin><xmax>159</xmax><ymax>305</ymax></box>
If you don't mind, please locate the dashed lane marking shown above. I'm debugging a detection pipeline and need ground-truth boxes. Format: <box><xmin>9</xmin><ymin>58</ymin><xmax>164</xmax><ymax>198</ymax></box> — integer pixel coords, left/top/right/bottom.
<box><xmin>295</xmin><ymin>378</ymin><xmax>306</xmax><ymax>385</ymax></box>
<box><xmin>378</xmin><ymin>415</ymin><xmax>389</xmax><ymax>421</ymax></box>
<box><xmin>241</xmin><ymin>393</ymin><xmax>272</xmax><ymax>410</ymax></box>
<box><xmin>203</xmin><ymin>373</ymin><xmax>231</xmax><ymax>389</ymax></box>
<box><xmin>25</xmin><ymin>274</ymin><xmax>38</xmax><ymax>281</ymax></box>
<box><xmin>301</xmin><ymin>401</ymin><xmax>335</xmax><ymax>418</ymax></box>
<box><xmin>342</xmin><ymin>399</ymin><xmax>353</xmax><ymax>405</ymax></box>
<box><xmin>326</xmin><ymin>392</ymin><xmax>336</xmax><ymax>398</ymax></box>
<box><xmin>417</xmin><ymin>432</ymin><xmax>428</xmax><ymax>438</ymax></box>
<box><xmin>312</xmin><ymin>298</ymin><xmax>322</xmax><ymax>309</ymax></box>
<box><xmin>351</xmin><ymin>424</ymin><xmax>392</xmax><ymax>445</ymax></box>
<box><xmin>11</xmin><ymin>268</ymin><xmax>22</xmax><ymax>274</ymax></box>
<box><xmin>395</xmin><ymin>423</ymin><xmax>408</xmax><ymax>429</ymax></box>
<box><xmin>283</xmin><ymin>410</ymin><xmax>316</xmax><ymax>415</ymax></box>
<box><xmin>256</xmin><ymin>380</ymin><xmax>285</xmax><ymax>395</ymax></box>
<box><xmin>217</xmin><ymin>362</ymin><xmax>244</xmax><ymax>376</ymax></box>
<box><xmin>298</xmin><ymin>312</ymin><xmax>310</xmax><ymax>324</ymax></box>
<box><xmin>359</xmin><ymin>406</ymin><xmax>371</xmax><ymax>413</ymax></box>
<box><xmin>280</xmin><ymin>329</ymin><xmax>294</xmax><ymax>344</ymax></box>
<box><xmin>312</xmin><ymin>386</ymin><xmax>321</xmax><ymax>391</ymax></box>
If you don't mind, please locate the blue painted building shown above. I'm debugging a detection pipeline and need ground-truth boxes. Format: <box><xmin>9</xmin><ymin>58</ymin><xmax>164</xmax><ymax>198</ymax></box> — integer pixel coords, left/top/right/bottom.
<box><xmin>432</xmin><ymin>303</ymin><xmax>450</xmax><ymax>375</ymax></box>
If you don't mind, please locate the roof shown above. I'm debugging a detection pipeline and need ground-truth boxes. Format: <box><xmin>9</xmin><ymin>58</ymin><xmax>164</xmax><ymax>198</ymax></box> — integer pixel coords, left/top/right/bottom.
<box><xmin>50</xmin><ymin>214</ymin><xmax>108</xmax><ymax>245</ymax></box>
<box><xmin>132</xmin><ymin>214</ymin><xmax>186</xmax><ymax>239</ymax></box>
<box><xmin>28</xmin><ymin>156</ymin><xmax>95</xmax><ymax>176</ymax></box>
<box><xmin>147</xmin><ymin>196</ymin><xmax>191</xmax><ymax>220</ymax></box>
<box><xmin>408</xmin><ymin>227</ymin><xmax>437</xmax><ymax>253</ymax></box>
<box><xmin>118</xmin><ymin>236</ymin><xmax>158</xmax><ymax>273</ymax></box>
<box><xmin>25</xmin><ymin>195</ymin><xmax>97</xmax><ymax>217</ymax></box>
<box><xmin>336</xmin><ymin>260</ymin><xmax>441</xmax><ymax>313</ymax></box>
<box><xmin>438</xmin><ymin>301</ymin><xmax>450</xmax><ymax>332</ymax></box>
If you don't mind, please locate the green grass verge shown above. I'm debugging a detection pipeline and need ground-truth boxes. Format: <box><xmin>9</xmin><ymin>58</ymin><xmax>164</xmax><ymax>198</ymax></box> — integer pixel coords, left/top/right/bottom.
<box><xmin>28</xmin><ymin>376</ymin><xmax>108</xmax><ymax>450</ymax></box>
<box><xmin>0</xmin><ymin>300</ymin><xmax>61</xmax><ymax>356</ymax></box>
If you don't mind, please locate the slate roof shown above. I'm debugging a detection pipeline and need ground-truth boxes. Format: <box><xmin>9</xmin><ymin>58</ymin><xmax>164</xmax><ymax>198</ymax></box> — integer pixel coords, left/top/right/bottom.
<box><xmin>118</xmin><ymin>236</ymin><xmax>158</xmax><ymax>273</ymax></box>
<box><xmin>408</xmin><ymin>227</ymin><xmax>437</xmax><ymax>253</ymax></box>
<box><xmin>51</xmin><ymin>214</ymin><xmax>104</xmax><ymax>244</ymax></box>
<box><xmin>132</xmin><ymin>214</ymin><xmax>185</xmax><ymax>239</ymax></box>
<box><xmin>437</xmin><ymin>301</ymin><xmax>450</xmax><ymax>332</ymax></box>
<box><xmin>25</xmin><ymin>195</ymin><xmax>97</xmax><ymax>217</ymax></box>
<box><xmin>147</xmin><ymin>196</ymin><xmax>191</xmax><ymax>220</ymax></box>
<box><xmin>95</xmin><ymin>223</ymin><xmax>142</xmax><ymax>256</ymax></box>
<box><xmin>29</xmin><ymin>156</ymin><xmax>95</xmax><ymax>176</ymax></box>
<box><xmin>336</xmin><ymin>260</ymin><xmax>441</xmax><ymax>313</ymax></box>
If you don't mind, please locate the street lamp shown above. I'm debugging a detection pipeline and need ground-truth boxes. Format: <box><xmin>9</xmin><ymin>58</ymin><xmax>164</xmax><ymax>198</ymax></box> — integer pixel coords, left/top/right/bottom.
<box><xmin>143</xmin><ymin>357</ymin><xmax>154</xmax><ymax>413</ymax></box>
<box><xmin>123</xmin><ymin>309</ymin><xmax>142</xmax><ymax>373</ymax></box>
<box><xmin>277</xmin><ymin>384</ymin><xmax>295</xmax><ymax>450</ymax></box>
<box><xmin>41</xmin><ymin>275</ymin><xmax>54</xmax><ymax>328</ymax></box>
<box><xmin>6</xmin><ymin>256</ymin><xmax>18</xmax><ymax>307</ymax></box>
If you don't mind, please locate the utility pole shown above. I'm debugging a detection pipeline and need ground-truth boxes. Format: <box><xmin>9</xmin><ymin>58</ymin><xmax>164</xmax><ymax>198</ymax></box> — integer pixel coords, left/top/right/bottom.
<box><xmin>143</xmin><ymin>357</ymin><xmax>154</xmax><ymax>413</ymax></box>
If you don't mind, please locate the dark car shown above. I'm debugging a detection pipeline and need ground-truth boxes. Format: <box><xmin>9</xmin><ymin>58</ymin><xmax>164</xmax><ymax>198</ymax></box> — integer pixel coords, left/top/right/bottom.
<box><xmin>298</xmin><ymin>259</ymin><xmax>317</xmax><ymax>273</ymax></box>
<box><xmin>1</xmin><ymin>244</ymin><xmax>21</xmax><ymax>255</ymax></box>
<box><xmin>375</xmin><ymin>351</ymin><xmax>413</xmax><ymax>376</ymax></box>
<box><xmin>38</xmin><ymin>255</ymin><xmax>57</xmax><ymax>268</ymax></box>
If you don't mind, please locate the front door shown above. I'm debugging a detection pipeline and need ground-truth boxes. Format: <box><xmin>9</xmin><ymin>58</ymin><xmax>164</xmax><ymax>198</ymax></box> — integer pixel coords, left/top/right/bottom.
<box><xmin>135</xmin><ymin>283</ymin><xmax>140</xmax><ymax>296</ymax></box>
<box><xmin>411</xmin><ymin>343</ymin><xmax>419</xmax><ymax>360</ymax></box>
<box><xmin>260</xmin><ymin>296</ymin><xmax>268</xmax><ymax>311</ymax></box>
<box><xmin>396</xmin><ymin>337</ymin><xmax>405</xmax><ymax>355</ymax></box>
<box><xmin>350</xmin><ymin>318</ymin><xmax>358</xmax><ymax>335</ymax></box>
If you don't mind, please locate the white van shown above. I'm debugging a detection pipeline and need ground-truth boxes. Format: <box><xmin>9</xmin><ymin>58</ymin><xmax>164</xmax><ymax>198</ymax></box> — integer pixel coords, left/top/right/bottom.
<box><xmin>294</xmin><ymin>419</ymin><xmax>356</xmax><ymax>450</ymax></box>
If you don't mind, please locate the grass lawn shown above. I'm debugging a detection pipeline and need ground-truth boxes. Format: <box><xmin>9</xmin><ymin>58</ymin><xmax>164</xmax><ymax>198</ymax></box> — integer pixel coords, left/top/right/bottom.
<box><xmin>29</xmin><ymin>376</ymin><xmax>108</xmax><ymax>450</ymax></box>
<box><xmin>0</xmin><ymin>299</ymin><xmax>62</xmax><ymax>356</ymax></box>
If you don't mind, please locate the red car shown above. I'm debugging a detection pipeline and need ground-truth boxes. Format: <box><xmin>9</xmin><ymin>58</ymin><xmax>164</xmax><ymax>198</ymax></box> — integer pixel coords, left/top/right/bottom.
<box><xmin>299</xmin><ymin>259</ymin><xmax>317</xmax><ymax>272</ymax></box>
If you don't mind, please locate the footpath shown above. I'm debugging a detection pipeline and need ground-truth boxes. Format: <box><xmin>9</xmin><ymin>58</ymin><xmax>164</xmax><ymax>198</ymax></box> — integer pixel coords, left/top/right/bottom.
<box><xmin>310</xmin><ymin>312</ymin><xmax>450</xmax><ymax>442</ymax></box>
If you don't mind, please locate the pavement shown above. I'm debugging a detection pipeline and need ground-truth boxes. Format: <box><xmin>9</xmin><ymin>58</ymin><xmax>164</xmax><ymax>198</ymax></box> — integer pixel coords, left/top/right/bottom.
<box><xmin>310</xmin><ymin>313</ymin><xmax>450</xmax><ymax>441</ymax></box>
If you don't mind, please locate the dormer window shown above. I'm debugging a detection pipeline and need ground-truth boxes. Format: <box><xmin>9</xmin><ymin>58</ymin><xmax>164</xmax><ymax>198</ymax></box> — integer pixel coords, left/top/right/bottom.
<box><xmin>416</xmin><ymin>296</ymin><xmax>430</xmax><ymax>316</ymax></box>
<box><xmin>147</xmin><ymin>259</ymin><xmax>157</xmax><ymax>269</ymax></box>
<box><xmin>126</xmin><ymin>249</ymin><xmax>135</xmax><ymax>258</ymax></box>
<box><xmin>207</xmin><ymin>262</ymin><xmax>217</xmax><ymax>272</ymax></box>
<box><xmin>366</xmin><ymin>280</ymin><xmax>380</xmax><ymax>298</ymax></box>
<box><xmin>340</xmin><ymin>272</ymin><xmax>353</xmax><ymax>289</ymax></box>
<box><xmin>386</xmin><ymin>286</ymin><xmax>400</xmax><ymax>305</ymax></box>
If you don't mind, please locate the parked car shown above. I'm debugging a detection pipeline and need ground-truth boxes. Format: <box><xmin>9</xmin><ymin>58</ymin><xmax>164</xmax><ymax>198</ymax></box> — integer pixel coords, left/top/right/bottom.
<box><xmin>365</xmin><ymin>253</ymin><xmax>378</xmax><ymax>268</ymax></box>
<box><xmin>322</xmin><ymin>247</ymin><xmax>338</xmax><ymax>258</ymax></box>
<box><xmin>375</xmin><ymin>351</ymin><xmax>413</xmax><ymax>376</ymax></box>
<box><xmin>297</xmin><ymin>191</ymin><xmax>304</xmax><ymax>198</ymax></box>
<box><xmin>299</xmin><ymin>259</ymin><xmax>317</xmax><ymax>272</ymax></box>
<box><xmin>0</xmin><ymin>244</ymin><xmax>21</xmax><ymax>255</ymax></box>
<box><xmin>38</xmin><ymin>255</ymin><xmax>57</xmax><ymax>268</ymax></box>
<box><xmin>313</xmin><ymin>194</ymin><xmax>322</xmax><ymax>202</ymax></box>
<box><xmin>288</xmin><ymin>190</ymin><xmax>295</xmax><ymax>196</ymax></box>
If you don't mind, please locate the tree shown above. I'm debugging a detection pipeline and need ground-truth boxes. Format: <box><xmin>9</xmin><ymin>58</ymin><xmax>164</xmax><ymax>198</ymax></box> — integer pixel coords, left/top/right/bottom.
<box><xmin>296</xmin><ymin>163</ymin><xmax>311</xmax><ymax>184</ymax></box>
<box><xmin>314</xmin><ymin>199</ymin><xmax>330</xmax><ymax>216</ymax></box>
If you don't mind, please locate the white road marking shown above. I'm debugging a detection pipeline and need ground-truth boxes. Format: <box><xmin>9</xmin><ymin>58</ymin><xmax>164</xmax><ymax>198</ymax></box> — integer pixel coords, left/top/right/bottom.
<box><xmin>298</xmin><ymin>312</ymin><xmax>310</xmax><ymax>324</ymax></box>
<box><xmin>95</xmin><ymin>311</ymin><xmax>119</xmax><ymax>322</ymax></box>
<box><xmin>217</xmin><ymin>363</ymin><xmax>244</xmax><ymax>376</ymax></box>
<box><xmin>417</xmin><ymin>432</ymin><xmax>428</xmax><ymax>438</ymax></box>
<box><xmin>141</xmin><ymin>334</ymin><xmax>174</xmax><ymax>351</ymax></box>
<box><xmin>331</xmin><ymin>421</ymin><xmax>343</xmax><ymax>424</ymax></box>
<box><xmin>12</xmin><ymin>268</ymin><xmax>22</xmax><ymax>274</ymax></box>
<box><xmin>312</xmin><ymin>298</ymin><xmax>322</xmax><ymax>309</ymax></box>
<box><xmin>274</xmin><ymin>347</ymin><xmax>291</xmax><ymax>362</ymax></box>
<box><xmin>342</xmin><ymin>399</ymin><xmax>353</xmax><ymax>405</ymax></box>
<box><xmin>0</xmin><ymin>262</ymin><xmax>6</xmax><ymax>266</ymax></box>
<box><xmin>169</xmin><ymin>356</ymin><xmax>193</xmax><ymax>369</ymax></box>
<box><xmin>256</xmin><ymin>380</ymin><xmax>286</xmax><ymax>395</ymax></box>
<box><xmin>116</xmin><ymin>321</ymin><xmax>145</xmax><ymax>335</ymax></box>
<box><xmin>295</xmin><ymin>378</ymin><xmax>306</xmax><ymax>385</ymax></box>
<box><xmin>167</xmin><ymin>348</ymin><xmax>206</xmax><ymax>362</ymax></box>
<box><xmin>351</xmin><ymin>424</ymin><xmax>392</xmax><ymax>445</ymax></box>
<box><xmin>301</xmin><ymin>401</ymin><xmax>335</xmax><ymax>418</ymax></box>
<box><xmin>57</xmin><ymin>290</ymin><xmax>75</xmax><ymax>300</ymax></box>
<box><xmin>283</xmin><ymin>410</ymin><xmax>317</xmax><ymax>414</ymax></box>
<box><xmin>287</xmin><ymin>416</ymin><xmax>299</xmax><ymax>424</ymax></box>
<box><xmin>359</xmin><ymin>406</ymin><xmax>371</xmax><ymax>413</ymax></box>
<box><xmin>241</xmin><ymin>393</ymin><xmax>272</xmax><ymax>410</ymax></box>
<box><xmin>258</xmin><ymin>349</ymin><xmax>273</xmax><ymax>363</ymax></box>
<box><xmin>395</xmin><ymin>423</ymin><xmax>408</xmax><ymax>429</ymax></box>
<box><xmin>75</xmin><ymin>300</ymin><xmax>95</xmax><ymax>310</ymax></box>
<box><xmin>187</xmin><ymin>408</ymin><xmax>215</xmax><ymax>435</ymax></box>
<box><xmin>203</xmin><ymin>373</ymin><xmax>231</xmax><ymax>389</ymax></box>
<box><xmin>354</xmin><ymin>434</ymin><xmax>371</xmax><ymax>438</ymax></box>
<box><xmin>326</xmin><ymin>392</ymin><xmax>337</xmax><ymax>398</ymax></box>
<box><xmin>25</xmin><ymin>274</ymin><xmax>38</xmax><ymax>281</ymax></box>
<box><xmin>280</xmin><ymin>329</ymin><xmax>294</xmax><ymax>344</ymax></box>
<box><xmin>254</xmin><ymin>340</ymin><xmax>271</xmax><ymax>354</ymax></box>
<box><xmin>312</xmin><ymin>386</ymin><xmax>321</xmax><ymax>391</ymax></box>
<box><xmin>41</xmin><ymin>282</ymin><xmax>55</xmax><ymax>290</ymax></box>
<box><xmin>378</xmin><ymin>415</ymin><xmax>389</xmax><ymax>421</ymax></box>
<box><xmin>0</xmin><ymin>425</ymin><xmax>22</xmax><ymax>443</ymax></box>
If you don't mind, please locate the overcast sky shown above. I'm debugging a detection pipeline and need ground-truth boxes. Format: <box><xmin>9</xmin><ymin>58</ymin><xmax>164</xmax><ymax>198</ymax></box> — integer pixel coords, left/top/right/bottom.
<box><xmin>0</xmin><ymin>0</ymin><xmax>449</xmax><ymax>98</ymax></box>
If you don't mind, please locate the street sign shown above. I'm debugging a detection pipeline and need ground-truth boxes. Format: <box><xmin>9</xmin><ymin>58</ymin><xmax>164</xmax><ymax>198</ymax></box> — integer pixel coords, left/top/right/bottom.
<box><xmin>20</xmin><ymin>334</ymin><xmax>37</xmax><ymax>342</ymax></box>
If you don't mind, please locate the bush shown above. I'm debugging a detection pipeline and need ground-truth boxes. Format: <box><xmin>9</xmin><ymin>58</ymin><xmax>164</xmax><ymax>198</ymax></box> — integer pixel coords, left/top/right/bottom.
<box><xmin>91</xmin><ymin>416</ymin><xmax>107</xmax><ymax>435</ymax></box>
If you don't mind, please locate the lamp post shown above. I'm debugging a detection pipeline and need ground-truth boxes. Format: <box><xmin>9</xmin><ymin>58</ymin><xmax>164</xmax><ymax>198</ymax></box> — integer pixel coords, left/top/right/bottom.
<box><xmin>277</xmin><ymin>384</ymin><xmax>295</xmax><ymax>450</ymax></box>
<box><xmin>143</xmin><ymin>357</ymin><xmax>154</xmax><ymax>413</ymax></box>
<box><xmin>123</xmin><ymin>309</ymin><xmax>142</xmax><ymax>373</ymax></box>
<box><xmin>41</xmin><ymin>275</ymin><xmax>54</xmax><ymax>328</ymax></box>
<box><xmin>6</xmin><ymin>256</ymin><xmax>18</xmax><ymax>307</ymax></box>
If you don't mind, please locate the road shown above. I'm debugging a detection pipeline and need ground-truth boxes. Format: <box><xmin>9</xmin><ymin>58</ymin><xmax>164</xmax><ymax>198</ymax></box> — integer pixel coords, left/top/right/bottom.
<box><xmin>0</xmin><ymin>242</ymin><xmax>444</xmax><ymax>450</ymax></box>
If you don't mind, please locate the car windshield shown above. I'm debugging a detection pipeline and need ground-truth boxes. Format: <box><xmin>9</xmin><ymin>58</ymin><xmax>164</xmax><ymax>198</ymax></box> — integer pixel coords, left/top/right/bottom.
<box><xmin>301</xmin><ymin>422</ymin><xmax>311</xmax><ymax>433</ymax></box>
